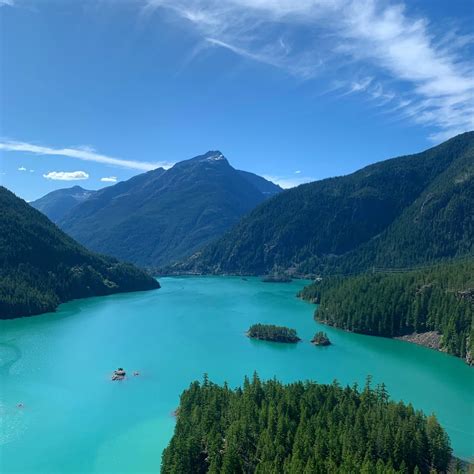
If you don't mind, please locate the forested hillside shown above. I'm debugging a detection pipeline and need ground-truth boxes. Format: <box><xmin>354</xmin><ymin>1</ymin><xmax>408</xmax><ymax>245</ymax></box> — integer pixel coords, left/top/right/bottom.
<box><xmin>57</xmin><ymin>151</ymin><xmax>281</xmax><ymax>268</ymax></box>
<box><xmin>176</xmin><ymin>132</ymin><xmax>473</xmax><ymax>276</ymax></box>
<box><xmin>0</xmin><ymin>186</ymin><xmax>159</xmax><ymax>319</ymax></box>
<box><xmin>299</xmin><ymin>259</ymin><xmax>474</xmax><ymax>363</ymax></box>
<box><xmin>162</xmin><ymin>374</ymin><xmax>452</xmax><ymax>473</ymax></box>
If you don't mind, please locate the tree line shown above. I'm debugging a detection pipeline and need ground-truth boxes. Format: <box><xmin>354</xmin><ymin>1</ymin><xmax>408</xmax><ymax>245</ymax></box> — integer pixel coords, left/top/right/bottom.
<box><xmin>299</xmin><ymin>260</ymin><xmax>473</xmax><ymax>363</ymax></box>
<box><xmin>162</xmin><ymin>373</ymin><xmax>452</xmax><ymax>473</ymax></box>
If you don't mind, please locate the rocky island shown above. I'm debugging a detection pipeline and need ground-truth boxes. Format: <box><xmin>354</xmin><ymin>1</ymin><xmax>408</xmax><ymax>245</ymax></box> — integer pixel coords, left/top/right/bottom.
<box><xmin>111</xmin><ymin>368</ymin><xmax>126</xmax><ymax>381</ymax></box>
<box><xmin>247</xmin><ymin>324</ymin><xmax>300</xmax><ymax>343</ymax></box>
<box><xmin>311</xmin><ymin>331</ymin><xmax>331</xmax><ymax>346</ymax></box>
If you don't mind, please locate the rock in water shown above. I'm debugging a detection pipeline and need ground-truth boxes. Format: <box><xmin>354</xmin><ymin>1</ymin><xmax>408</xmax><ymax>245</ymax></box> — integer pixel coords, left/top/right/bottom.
<box><xmin>111</xmin><ymin>368</ymin><xmax>126</xmax><ymax>381</ymax></box>
<box><xmin>311</xmin><ymin>331</ymin><xmax>331</xmax><ymax>346</ymax></box>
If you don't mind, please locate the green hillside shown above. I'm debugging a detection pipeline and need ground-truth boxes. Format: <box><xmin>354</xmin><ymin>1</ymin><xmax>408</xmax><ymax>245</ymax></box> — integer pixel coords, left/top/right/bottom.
<box><xmin>0</xmin><ymin>186</ymin><xmax>159</xmax><ymax>319</ymax></box>
<box><xmin>176</xmin><ymin>132</ymin><xmax>473</xmax><ymax>276</ymax></box>
<box><xmin>299</xmin><ymin>260</ymin><xmax>474</xmax><ymax>363</ymax></box>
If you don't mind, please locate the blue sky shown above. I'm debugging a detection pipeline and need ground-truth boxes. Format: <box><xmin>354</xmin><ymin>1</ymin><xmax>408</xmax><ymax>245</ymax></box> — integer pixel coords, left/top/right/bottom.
<box><xmin>1</xmin><ymin>0</ymin><xmax>473</xmax><ymax>201</ymax></box>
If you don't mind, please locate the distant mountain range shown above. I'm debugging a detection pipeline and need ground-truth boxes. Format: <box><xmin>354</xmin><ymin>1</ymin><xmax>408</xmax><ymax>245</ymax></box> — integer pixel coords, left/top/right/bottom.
<box><xmin>175</xmin><ymin>132</ymin><xmax>474</xmax><ymax>275</ymax></box>
<box><xmin>0</xmin><ymin>186</ymin><xmax>159</xmax><ymax>319</ymax></box>
<box><xmin>31</xmin><ymin>185</ymin><xmax>96</xmax><ymax>222</ymax></box>
<box><xmin>32</xmin><ymin>151</ymin><xmax>281</xmax><ymax>268</ymax></box>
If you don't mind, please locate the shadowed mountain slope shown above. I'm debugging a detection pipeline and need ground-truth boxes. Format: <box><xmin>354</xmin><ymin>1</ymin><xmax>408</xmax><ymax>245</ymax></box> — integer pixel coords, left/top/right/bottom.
<box><xmin>58</xmin><ymin>151</ymin><xmax>281</xmax><ymax>268</ymax></box>
<box><xmin>176</xmin><ymin>132</ymin><xmax>473</xmax><ymax>275</ymax></box>
<box><xmin>0</xmin><ymin>186</ymin><xmax>159</xmax><ymax>319</ymax></box>
<box><xmin>31</xmin><ymin>185</ymin><xmax>96</xmax><ymax>222</ymax></box>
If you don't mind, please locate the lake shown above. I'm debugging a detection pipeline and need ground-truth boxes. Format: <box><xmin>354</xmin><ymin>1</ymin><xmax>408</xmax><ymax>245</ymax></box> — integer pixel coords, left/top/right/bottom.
<box><xmin>0</xmin><ymin>276</ymin><xmax>473</xmax><ymax>472</ymax></box>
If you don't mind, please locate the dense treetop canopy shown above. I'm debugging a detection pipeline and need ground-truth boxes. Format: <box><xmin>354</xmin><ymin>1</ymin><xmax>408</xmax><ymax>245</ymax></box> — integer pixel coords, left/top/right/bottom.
<box><xmin>162</xmin><ymin>374</ymin><xmax>452</xmax><ymax>473</ymax></box>
<box><xmin>247</xmin><ymin>324</ymin><xmax>300</xmax><ymax>343</ymax></box>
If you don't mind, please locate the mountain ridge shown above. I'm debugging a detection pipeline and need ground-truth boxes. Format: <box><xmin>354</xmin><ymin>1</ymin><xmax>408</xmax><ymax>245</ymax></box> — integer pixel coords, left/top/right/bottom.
<box><xmin>50</xmin><ymin>151</ymin><xmax>281</xmax><ymax>268</ymax></box>
<box><xmin>31</xmin><ymin>185</ymin><xmax>96</xmax><ymax>222</ymax></box>
<box><xmin>173</xmin><ymin>132</ymin><xmax>474</xmax><ymax>276</ymax></box>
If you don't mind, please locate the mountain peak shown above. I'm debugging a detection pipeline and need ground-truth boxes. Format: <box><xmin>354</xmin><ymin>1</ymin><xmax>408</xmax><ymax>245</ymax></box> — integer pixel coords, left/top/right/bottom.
<box><xmin>184</xmin><ymin>150</ymin><xmax>228</xmax><ymax>165</ymax></box>
<box><xmin>201</xmin><ymin>150</ymin><xmax>225</xmax><ymax>161</ymax></box>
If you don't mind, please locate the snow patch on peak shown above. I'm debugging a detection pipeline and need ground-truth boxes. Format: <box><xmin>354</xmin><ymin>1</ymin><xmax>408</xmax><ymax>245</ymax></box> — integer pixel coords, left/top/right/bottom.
<box><xmin>206</xmin><ymin>153</ymin><xmax>225</xmax><ymax>162</ymax></box>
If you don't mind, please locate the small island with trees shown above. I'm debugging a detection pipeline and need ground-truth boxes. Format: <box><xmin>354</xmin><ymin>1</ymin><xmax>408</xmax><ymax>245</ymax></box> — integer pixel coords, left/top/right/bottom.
<box><xmin>311</xmin><ymin>331</ymin><xmax>331</xmax><ymax>346</ymax></box>
<box><xmin>247</xmin><ymin>324</ymin><xmax>300</xmax><ymax>343</ymax></box>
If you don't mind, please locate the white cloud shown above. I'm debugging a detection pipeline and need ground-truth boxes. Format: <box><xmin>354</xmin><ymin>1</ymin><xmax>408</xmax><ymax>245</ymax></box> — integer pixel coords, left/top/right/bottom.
<box><xmin>294</xmin><ymin>170</ymin><xmax>301</xmax><ymax>174</ymax></box>
<box><xmin>18</xmin><ymin>166</ymin><xmax>27</xmax><ymax>171</ymax></box>
<box><xmin>144</xmin><ymin>0</ymin><xmax>474</xmax><ymax>140</ymax></box>
<box><xmin>0</xmin><ymin>0</ymin><xmax>14</xmax><ymax>6</ymax></box>
<box><xmin>43</xmin><ymin>171</ymin><xmax>90</xmax><ymax>181</ymax></box>
<box><xmin>0</xmin><ymin>140</ymin><xmax>174</xmax><ymax>171</ymax></box>
<box><xmin>100</xmin><ymin>176</ymin><xmax>118</xmax><ymax>182</ymax></box>
<box><xmin>263</xmin><ymin>174</ymin><xmax>314</xmax><ymax>189</ymax></box>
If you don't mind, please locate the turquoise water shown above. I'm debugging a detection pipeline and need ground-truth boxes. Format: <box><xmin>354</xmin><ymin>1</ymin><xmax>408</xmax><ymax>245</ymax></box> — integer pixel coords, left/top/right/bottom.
<box><xmin>0</xmin><ymin>276</ymin><xmax>473</xmax><ymax>472</ymax></box>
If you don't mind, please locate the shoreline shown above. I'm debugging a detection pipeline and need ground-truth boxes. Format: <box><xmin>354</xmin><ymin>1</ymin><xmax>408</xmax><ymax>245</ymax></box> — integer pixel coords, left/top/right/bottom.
<box><xmin>317</xmin><ymin>319</ymin><xmax>473</xmax><ymax>366</ymax></box>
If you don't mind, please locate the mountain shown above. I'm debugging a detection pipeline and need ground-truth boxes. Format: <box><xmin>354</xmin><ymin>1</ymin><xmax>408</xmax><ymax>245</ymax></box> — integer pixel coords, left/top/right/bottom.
<box><xmin>31</xmin><ymin>185</ymin><xmax>96</xmax><ymax>222</ymax></box>
<box><xmin>176</xmin><ymin>132</ymin><xmax>474</xmax><ymax>275</ymax></box>
<box><xmin>237</xmin><ymin>170</ymin><xmax>282</xmax><ymax>197</ymax></box>
<box><xmin>57</xmin><ymin>151</ymin><xmax>282</xmax><ymax>268</ymax></box>
<box><xmin>0</xmin><ymin>186</ymin><xmax>159</xmax><ymax>319</ymax></box>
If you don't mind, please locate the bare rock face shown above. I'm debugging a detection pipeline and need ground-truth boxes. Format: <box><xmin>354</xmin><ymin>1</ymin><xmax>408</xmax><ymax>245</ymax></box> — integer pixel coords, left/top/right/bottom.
<box><xmin>111</xmin><ymin>368</ymin><xmax>126</xmax><ymax>381</ymax></box>
<box><xmin>395</xmin><ymin>331</ymin><xmax>442</xmax><ymax>350</ymax></box>
<box><xmin>396</xmin><ymin>331</ymin><xmax>473</xmax><ymax>366</ymax></box>
<box><xmin>465</xmin><ymin>336</ymin><xmax>472</xmax><ymax>366</ymax></box>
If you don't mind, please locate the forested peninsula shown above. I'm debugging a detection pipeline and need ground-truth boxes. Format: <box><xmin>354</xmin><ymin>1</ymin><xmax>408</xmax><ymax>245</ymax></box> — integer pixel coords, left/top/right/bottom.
<box><xmin>162</xmin><ymin>374</ymin><xmax>452</xmax><ymax>473</ymax></box>
<box><xmin>0</xmin><ymin>186</ymin><xmax>159</xmax><ymax>319</ymax></box>
<box><xmin>299</xmin><ymin>259</ymin><xmax>474</xmax><ymax>364</ymax></box>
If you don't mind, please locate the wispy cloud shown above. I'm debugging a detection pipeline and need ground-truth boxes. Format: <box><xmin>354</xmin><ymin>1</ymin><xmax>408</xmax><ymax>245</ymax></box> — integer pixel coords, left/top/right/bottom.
<box><xmin>144</xmin><ymin>0</ymin><xmax>474</xmax><ymax>141</ymax></box>
<box><xmin>100</xmin><ymin>176</ymin><xmax>118</xmax><ymax>182</ymax></box>
<box><xmin>0</xmin><ymin>0</ymin><xmax>14</xmax><ymax>6</ymax></box>
<box><xmin>43</xmin><ymin>171</ymin><xmax>90</xmax><ymax>181</ymax></box>
<box><xmin>18</xmin><ymin>166</ymin><xmax>27</xmax><ymax>171</ymax></box>
<box><xmin>0</xmin><ymin>140</ymin><xmax>174</xmax><ymax>171</ymax></box>
<box><xmin>263</xmin><ymin>174</ymin><xmax>314</xmax><ymax>189</ymax></box>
